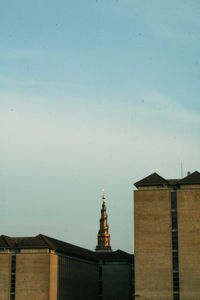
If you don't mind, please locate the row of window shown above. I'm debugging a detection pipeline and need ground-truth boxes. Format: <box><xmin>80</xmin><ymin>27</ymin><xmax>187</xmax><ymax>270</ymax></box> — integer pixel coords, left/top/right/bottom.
<box><xmin>10</xmin><ymin>255</ymin><xmax>16</xmax><ymax>300</ymax></box>
<box><xmin>171</xmin><ymin>192</ymin><xmax>180</xmax><ymax>300</ymax></box>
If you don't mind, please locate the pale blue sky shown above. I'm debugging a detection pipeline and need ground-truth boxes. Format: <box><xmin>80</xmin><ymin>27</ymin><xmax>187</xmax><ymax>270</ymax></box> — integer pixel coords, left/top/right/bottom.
<box><xmin>0</xmin><ymin>0</ymin><xmax>200</xmax><ymax>252</ymax></box>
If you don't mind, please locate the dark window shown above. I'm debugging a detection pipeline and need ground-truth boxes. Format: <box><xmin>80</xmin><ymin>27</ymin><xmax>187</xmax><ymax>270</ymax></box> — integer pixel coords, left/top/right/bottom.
<box><xmin>171</xmin><ymin>192</ymin><xmax>177</xmax><ymax>210</ymax></box>
<box><xmin>98</xmin><ymin>265</ymin><xmax>103</xmax><ymax>297</ymax></box>
<box><xmin>11</xmin><ymin>256</ymin><xmax>16</xmax><ymax>273</ymax></box>
<box><xmin>172</xmin><ymin>242</ymin><xmax>178</xmax><ymax>250</ymax></box>
<box><xmin>172</xmin><ymin>232</ymin><xmax>178</xmax><ymax>239</ymax></box>
<box><xmin>99</xmin><ymin>266</ymin><xmax>102</xmax><ymax>280</ymax></box>
<box><xmin>173</xmin><ymin>271</ymin><xmax>179</xmax><ymax>278</ymax></box>
<box><xmin>98</xmin><ymin>281</ymin><xmax>102</xmax><ymax>294</ymax></box>
<box><xmin>173</xmin><ymin>258</ymin><xmax>178</xmax><ymax>271</ymax></box>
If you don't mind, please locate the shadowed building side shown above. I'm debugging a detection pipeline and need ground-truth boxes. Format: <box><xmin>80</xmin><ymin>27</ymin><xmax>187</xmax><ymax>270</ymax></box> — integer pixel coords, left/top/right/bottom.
<box><xmin>96</xmin><ymin>250</ymin><xmax>134</xmax><ymax>300</ymax></box>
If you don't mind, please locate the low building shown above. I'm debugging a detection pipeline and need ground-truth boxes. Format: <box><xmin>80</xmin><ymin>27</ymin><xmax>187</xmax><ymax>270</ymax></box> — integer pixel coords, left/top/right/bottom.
<box><xmin>0</xmin><ymin>234</ymin><xmax>99</xmax><ymax>300</ymax></box>
<box><xmin>0</xmin><ymin>192</ymin><xmax>134</xmax><ymax>300</ymax></box>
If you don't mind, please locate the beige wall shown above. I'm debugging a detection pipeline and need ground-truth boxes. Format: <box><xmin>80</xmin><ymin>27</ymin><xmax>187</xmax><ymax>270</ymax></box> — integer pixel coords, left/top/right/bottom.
<box><xmin>134</xmin><ymin>189</ymin><xmax>173</xmax><ymax>299</ymax></box>
<box><xmin>15</xmin><ymin>252</ymin><xmax>51</xmax><ymax>300</ymax></box>
<box><xmin>49</xmin><ymin>252</ymin><xmax>58</xmax><ymax>300</ymax></box>
<box><xmin>0</xmin><ymin>252</ymin><xmax>11</xmax><ymax>300</ymax></box>
<box><xmin>0</xmin><ymin>250</ymin><xmax>58</xmax><ymax>300</ymax></box>
<box><xmin>178</xmin><ymin>188</ymin><xmax>200</xmax><ymax>300</ymax></box>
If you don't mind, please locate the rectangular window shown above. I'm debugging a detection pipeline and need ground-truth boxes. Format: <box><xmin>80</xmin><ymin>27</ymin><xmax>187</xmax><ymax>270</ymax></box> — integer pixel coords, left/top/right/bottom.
<box><xmin>171</xmin><ymin>192</ymin><xmax>177</xmax><ymax>210</ymax></box>
<box><xmin>99</xmin><ymin>266</ymin><xmax>102</xmax><ymax>281</ymax></box>
<box><xmin>98</xmin><ymin>281</ymin><xmax>102</xmax><ymax>294</ymax></box>
<box><xmin>98</xmin><ymin>265</ymin><xmax>103</xmax><ymax>298</ymax></box>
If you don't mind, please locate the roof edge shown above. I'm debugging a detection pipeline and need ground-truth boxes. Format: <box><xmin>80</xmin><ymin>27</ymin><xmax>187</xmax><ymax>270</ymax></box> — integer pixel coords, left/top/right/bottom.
<box><xmin>177</xmin><ymin>171</ymin><xmax>200</xmax><ymax>185</ymax></box>
<box><xmin>134</xmin><ymin>172</ymin><xmax>169</xmax><ymax>188</ymax></box>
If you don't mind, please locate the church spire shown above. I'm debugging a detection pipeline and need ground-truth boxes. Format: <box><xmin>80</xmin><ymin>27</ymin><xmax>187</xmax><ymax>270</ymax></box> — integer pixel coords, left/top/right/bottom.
<box><xmin>95</xmin><ymin>190</ymin><xmax>112</xmax><ymax>252</ymax></box>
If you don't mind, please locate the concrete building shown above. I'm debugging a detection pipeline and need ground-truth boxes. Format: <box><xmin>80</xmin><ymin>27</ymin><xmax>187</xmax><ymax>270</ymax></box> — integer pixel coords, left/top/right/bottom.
<box><xmin>0</xmin><ymin>192</ymin><xmax>134</xmax><ymax>300</ymax></box>
<box><xmin>134</xmin><ymin>171</ymin><xmax>200</xmax><ymax>300</ymax></box>
<box><xmin>0</xmin><ymin>234</ymin><xmax>99</xmax><ymax>300</ymax></box>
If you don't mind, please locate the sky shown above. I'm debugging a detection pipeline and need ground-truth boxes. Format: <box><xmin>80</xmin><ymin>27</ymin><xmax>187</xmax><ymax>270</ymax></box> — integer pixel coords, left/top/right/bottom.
<box><xmin>0</xmin><ymin>0</ymin><xmax>200</xmax><ymax>253</ymax></box>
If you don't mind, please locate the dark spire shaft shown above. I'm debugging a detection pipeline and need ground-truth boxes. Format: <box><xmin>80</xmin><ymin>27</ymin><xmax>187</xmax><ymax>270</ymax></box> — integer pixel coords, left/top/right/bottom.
<box><xmin>95</xmin><ymin>191</ymin><xmax>112</xmax><ymax>252</ymax></box>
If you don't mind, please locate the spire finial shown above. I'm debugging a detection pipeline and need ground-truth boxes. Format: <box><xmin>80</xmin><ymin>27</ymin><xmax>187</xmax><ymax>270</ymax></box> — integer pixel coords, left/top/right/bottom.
<box><xmin>102</xmin><ymin>189</ymin><xmax>106</xmax><ymax>203</ymax></box>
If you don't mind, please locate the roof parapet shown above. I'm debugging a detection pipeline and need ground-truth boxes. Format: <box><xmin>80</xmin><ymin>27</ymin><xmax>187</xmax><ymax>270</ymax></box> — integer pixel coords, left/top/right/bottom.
<box><xmin>134</xmin><ymin>171</ymin><xmax>200</xmax><ymax>189</ymax></box>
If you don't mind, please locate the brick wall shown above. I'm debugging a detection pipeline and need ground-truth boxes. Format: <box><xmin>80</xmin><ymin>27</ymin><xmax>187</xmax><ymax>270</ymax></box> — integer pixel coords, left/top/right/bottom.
<box><xmin>0</xmin><ymin>252</ymin><xmax>11</xmax><ymax>300</ymax></box>
<box><xmin>178</xmin><ymin>188</ymin><xmax>200</xmax><ymax>299</ymax></box>
<box><xmin>15</xmin><ymin>252</ymin><xmax>50</xmax><ymax>300</ymax></box>
<box><xmin>134</xmin><ymin>189</ymin><xmax>173</xmax><ymax>299</ymax></box>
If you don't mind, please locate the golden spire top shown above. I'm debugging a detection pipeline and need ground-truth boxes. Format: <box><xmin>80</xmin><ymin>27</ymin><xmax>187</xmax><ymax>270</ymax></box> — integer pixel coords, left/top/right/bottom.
<box><xmin>95</xmin><ymin>190</ymin><xmax>112</xmax><ymax>252</ymax></box>
<box><xmin>102</xmin><ymin>189</ymin><xmax>106</xmax><ymax>204</ymax></box>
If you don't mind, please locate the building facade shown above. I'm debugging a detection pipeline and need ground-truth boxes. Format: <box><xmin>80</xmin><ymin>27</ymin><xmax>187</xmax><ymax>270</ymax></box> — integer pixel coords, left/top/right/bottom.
<box><xmin>0</xmin><ymin>234</ymin><xmax>99</xmax><ymax>300</ymax></box>
<box><xmin>134</xmin><ymin>171</ymin><xmax>200</xmax><ymax>300</ymax></box>
<box><xmin>0</xmin><ymin>192</ymin><xmax>134</xmax><ymax>300</ymax></box>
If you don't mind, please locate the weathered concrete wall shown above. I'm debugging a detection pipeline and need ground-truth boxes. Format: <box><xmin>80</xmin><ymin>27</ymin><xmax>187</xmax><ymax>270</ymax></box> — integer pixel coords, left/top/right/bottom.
<box><xmin>15</xmin><ymin>252</ymin><xmax>50</xmax><ymax>300</ymax></box>
<box><xmin>58</xmin><ymin>255</ymin><xmax>98</xmax><ymax>300</ymax></box>
<box><xmin>0</xmin><ymin>252</ymin><xmax>11</xmax><ymax>300</ymax></box>
<box><xmin>178</xmin><ymin>188</ymin><xmax>200</xmax><ymax>300</ymax></box>
<box><xmin>134</xmin><ymin>189</ymin><xmax>173</xmax><ymax>299</ymax></box>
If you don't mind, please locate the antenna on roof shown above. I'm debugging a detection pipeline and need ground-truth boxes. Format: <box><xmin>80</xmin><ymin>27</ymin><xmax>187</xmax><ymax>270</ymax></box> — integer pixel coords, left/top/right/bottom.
<box><xmin>181</xmin><ymin>162</ymin><xmax>183</xmax><ymax>178</ymax></box>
